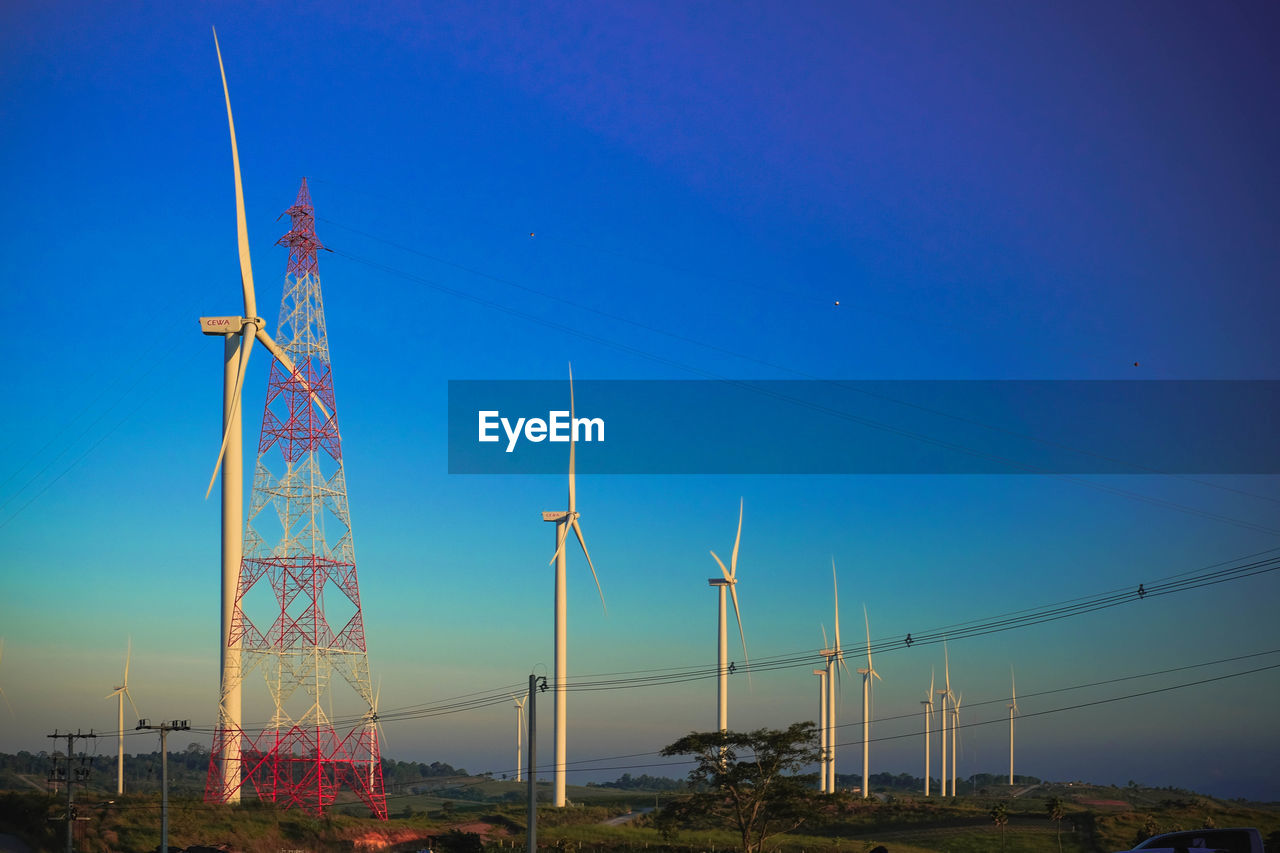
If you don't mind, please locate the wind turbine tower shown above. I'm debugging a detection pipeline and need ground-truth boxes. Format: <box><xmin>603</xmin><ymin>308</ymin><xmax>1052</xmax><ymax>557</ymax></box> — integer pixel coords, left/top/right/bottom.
<box><xmin>1008</xmin><ymin>667</ymin><xmax>1019</xmax><ymax>786</ymax></box>
<box><xmin>951</xmin><ymin>692</ymin><xmax>962</xmax><ymax>796</ymax></box>
<box><xmin>937</xmin><ymin>645</ymin><xmax>951</xmax><ymax>797</ymax></box>
<box><xmin>542</xmin><ymin>366</ymin><xmax>605</xmax><ymax>808</ymax></box>
<box><xmin>708</xmin><ymin>499</ymin><xmax>748</xmax><ymax>732</ymax></box>
<box><xmin>857</xmin><ymin>606</ymin><xmax>881</xmax><ymax>800</ymax></box>
<box><xmin>513</xmin><ymin>695</ymin><xmax>527</xmax><ymax>782</ymax></box>
<box><xmin>819</xmin><ymin>561</ymin><xmax>849</xmax><ymax>794</ymax></box>
<box><xmin>813</xmin><ymin>667</ymin><xmax>828</xmax><ymax>793</ymax></box>
<box><xmin>921</xmin><ymin>670</ymin><xmax>934</xmax><ymax>797</ymax></box>
<box><xmin>203</xmin><ymin>175</ymin><xmax>386</xmax><ymax>819</ymax></box>
<box><xmin>0</xmin><ymin>639</ymin><xmax>10</xmax><ymax>718</ymax></box>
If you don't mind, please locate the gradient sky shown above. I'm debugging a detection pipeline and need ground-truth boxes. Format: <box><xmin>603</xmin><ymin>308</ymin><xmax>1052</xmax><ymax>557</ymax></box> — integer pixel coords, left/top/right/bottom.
<box><xmin>2</xmin><ymin>2</ymin><xmax>1278</xmax><ymax>801</ymax></box>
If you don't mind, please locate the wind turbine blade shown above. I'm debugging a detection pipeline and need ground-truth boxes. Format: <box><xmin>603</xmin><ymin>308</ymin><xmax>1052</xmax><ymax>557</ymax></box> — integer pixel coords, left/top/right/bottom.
<box><xmin>572</xmin><ymin>517</ymin><xmax>605</xmax><ymax>613</ymax></box>
<box><xmin>832</xmin><ymin>560</ymin><xmax>852</xmax><ymax>677</ymax></box>
<box><xmin>729</xmin><ymin>498</ymin><xmax>742</xmax><ymax>578</ymax></box>
<box><xmin>123</xmin><ymin>637</ymin><xmax>132</xmax><ymax>685</ymax></box>
<box><xmin>728</xmin><ymin>583</ymin><xmax>749</xmax><ymax>684</ymax></box>
<box><xmin>567</xmin><ymin>362</ymin><xmax>576</xmax><ymax>513</ymax></box>
<box><xmin>213</xmin><ymin>27</ymin><xmax>256</xmax><ymax>320</ymax></box>
<box><xmin>944</xmin><ymin>642</ymin><xmax>951</xmax><ymax>693</ymax></box>
<box><xmin>256</xmin><ymin>327</ymin><xmax>331</xmax><ymax>419</ymax></box>
<box><xmin>832</xmin><ymin>561</ymin><xmax>841</xmax><ymax>655</ymax></box>
<box><xmin>710</xmin><ymin>550</ymin><xmax>730</xmax><ymax>580</ymax></box>
<box><xmin>820</xmin><ymin>623</ymin><xmax>829</xmax><ymax>651</ymax></box>
<box><xmin>124</xmin><ymin>686</ymin><xmax>141</xmax><ymax>720</ymax></box>
<box><xmin>863</xmin><ymin>604</ymin><xmax>872</xmax><ymax>672</ymax></box>
<box><xmin>371</xmin><ymin>676</ymin><xmax>389</xmax><ymax>752</ymax></box>
<box><xmin>548</xmin><ymin>519</ymin><xmax>568</xmax><ymax>566</ymax></box>
<box><xmin>204</xmin><ymin>328</ymin><xmax>256</xmax><ymax>498</ymax></box>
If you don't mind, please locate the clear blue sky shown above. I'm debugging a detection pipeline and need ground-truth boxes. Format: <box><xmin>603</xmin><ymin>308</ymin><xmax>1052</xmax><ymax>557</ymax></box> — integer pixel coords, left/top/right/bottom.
<box><xmin>1</xmin><ymin>2</ymin><xmax>1278</xmax><ymax>801</ymax></box>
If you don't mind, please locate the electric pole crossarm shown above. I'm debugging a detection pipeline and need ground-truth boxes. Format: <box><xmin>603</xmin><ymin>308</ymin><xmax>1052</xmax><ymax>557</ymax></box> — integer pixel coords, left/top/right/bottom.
<box><xmin>138</xmin><ymin>720</ymin><xmax>190</xmax><ymax>853</ymax></box>
<box><xmin>47</xmin><ymin>729</ymin><xmax>96</xmax><ymax>853</ymax></box>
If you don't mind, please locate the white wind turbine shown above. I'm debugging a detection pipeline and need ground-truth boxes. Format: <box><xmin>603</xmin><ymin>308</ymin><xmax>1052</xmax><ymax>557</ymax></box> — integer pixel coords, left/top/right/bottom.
<box><xmin>362</xmin><ymin>677</ymin><xmax>387</xmax><ymax>789</ymax></box>
<box><xmin>1008</xmin><ymin>667</ymin><xmax>1019</xmax><ymax>786</ymax></box>
<box><xmin>951</xmin><ymin>691</ymin><xmax>963</xmax><ymax>796</ymax></box>
<box><xmin>813</xmin><ymin>664</ymin><xmax>828</xmax><ymax>793</ymax></box>
<box><xmin>819</xmin><ymin>561</ymin><xmax>850</xmax><ymax>794</ymax></box>
<box><xmin>512</xmin><ymin>694</ymin><xmax>527</xmax><ymax>782</ymax></box>
<box><xmin>0</xmin><ymin>638</ymin><xmax>13</xmax><ymax>717</ymax></box>
<box><xmin>708</xmin><ymin>499</ymin><xmax>748</xmax><ymax>732</ymax></box>
<box><xmin>200</xmin><ymin>29</ymin><xmax>331</xmax><ymax>803</ymax></box>
<box><xmin>104</xmin><ymin>638</ymin><xmax>140</xmax><ymax>796</ymax></box>
<box><xmin>937</xmin><ymin>644</ymin><xmax>952</xmax><ymax>797</ymax></box>
<box><xmin>542</xmin><ymin>364</ymin><xmax>605</xmax><ymax>808</ymax></box>
<box><xmin>857</xmin><ymin>605</ymin><xmax>881</xmax><ymax>799</ymax></box>
<box><xmin>921</xmin><ymin>669</ymin><xmax>934</xmax><ymax>796</ymax></box>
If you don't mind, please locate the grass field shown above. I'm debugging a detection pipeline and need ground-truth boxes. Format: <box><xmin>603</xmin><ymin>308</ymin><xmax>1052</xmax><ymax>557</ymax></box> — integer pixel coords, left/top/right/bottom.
<box><xmin>1</xmin><ymin>779</ymin><xmax>1276</xmax><ymax>852</ymax></box>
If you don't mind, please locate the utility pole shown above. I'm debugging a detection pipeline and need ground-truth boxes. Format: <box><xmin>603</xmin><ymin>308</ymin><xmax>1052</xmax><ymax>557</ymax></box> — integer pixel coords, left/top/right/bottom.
<box><xmin>47</xmin><ymin>729</ymin><xmax>96</xmax><ymax>853</ymax></box>
<box><xmin>137</xmin><ymin>720</ymin><xmax>189</xmax><ymax>853</ymax></box>
<box><xmin>526</xmin><ymin>675</ymin><xmax>546</xmax><ymax>853</ymax></box>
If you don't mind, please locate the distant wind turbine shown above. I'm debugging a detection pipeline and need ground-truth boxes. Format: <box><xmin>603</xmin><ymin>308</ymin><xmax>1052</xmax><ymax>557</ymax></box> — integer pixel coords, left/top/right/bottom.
<box><xmin>819</xmin><ymin>561</ymin><xmax>851</xmax><ymax>794</ymax></box>
<box><xmin>951</xmin><ymin>691</ymin><xmax>963</xmax><ymax>796</ymax></box>
<box><xmin>813</xmin><ymin>664</ymin><xmax>828</xmax><ymax>793</ymax></box>
<box><xmin>708</xmin><ymin>498</ymin><xmax>748</xmax><ymax>732</ymax></box>
<box><xmin>921</xmin><ymin>669</ymin><xmax>934</xmax><ymax>796</ymax></box>
<box><xmin>857</xmin><ymin>605</ymin><xmax>881</xmax><ymax>799</ymax></box>
<box><xmin>542</xmin><ymin>364</ymin><xmax>605</xmax><ymax>808</ymax></box>
<box><xmin>937</xmin><ymin>644</ymin><xmax>952</xmax><ymax>797</ymax></box>
<box><xmin>512</xmin><ymin>695</ymin><xmax>527</xmax><ymax>782</ymax></box>
<box><xmin>0</xmin><ymin>638</ymin><xmax>13</xmax><ymax>718</ymax></box>
<box><xmin>105</xmin><ymin>638</ymin><xmax>140</xmax><ymax>796</ymax></box>
<box><xmin>1008</xmin><ymin>667</ymin><xmax>1019</xmax><ymax>786</ymax></box>
<box><xmin>362</xmin><ymin>677</ymin><xmax>387</xmax><ymax>789</ymax></box>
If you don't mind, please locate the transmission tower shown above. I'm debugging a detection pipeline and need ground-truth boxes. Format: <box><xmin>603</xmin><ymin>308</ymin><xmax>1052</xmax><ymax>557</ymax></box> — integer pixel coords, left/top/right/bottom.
<box><xmin>206</xmin><ymin>178</ymin><xmax>387</xmax><ymax>818</ymax></box>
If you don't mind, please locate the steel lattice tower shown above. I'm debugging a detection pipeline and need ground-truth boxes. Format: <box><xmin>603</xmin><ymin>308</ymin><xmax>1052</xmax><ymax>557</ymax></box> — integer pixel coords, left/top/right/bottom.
<box><xmin>206</xmin><ymin>178</ymin><xmax>387</xmax><ymax>819</ymax></box>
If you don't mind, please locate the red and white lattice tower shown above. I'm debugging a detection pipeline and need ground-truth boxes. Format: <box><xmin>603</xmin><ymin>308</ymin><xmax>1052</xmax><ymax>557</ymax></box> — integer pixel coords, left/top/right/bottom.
<box><xmin>206</xmin><ymin>178</ymin><xmax>387</xmax><ymax>818</ymax></box>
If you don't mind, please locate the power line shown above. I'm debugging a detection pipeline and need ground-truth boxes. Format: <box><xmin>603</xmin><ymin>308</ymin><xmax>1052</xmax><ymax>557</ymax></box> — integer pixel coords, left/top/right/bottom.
<box><xmin>60</xmin><ymin>655</ymin><xmax>1280</xmax><ymax>811</ymax></box>
<box><xmin>189</xmin><ymin>534</ymin><xmax>1279</xmax><ymax>733</ymax></box>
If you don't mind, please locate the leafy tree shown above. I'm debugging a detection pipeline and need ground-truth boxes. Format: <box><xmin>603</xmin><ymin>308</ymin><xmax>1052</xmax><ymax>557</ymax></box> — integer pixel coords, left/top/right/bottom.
<box><xmin>990</xmin><ymin>803</ymin><xmax>1009</xmax><ymax>851</ymax></box>
<box><xmin>657</xmin><ymin>723</ymin><xmax>822</xmax><ymax>853</ymax></box>
<box><xmin>1134</xmin><ymin>815</ymin><xmax>1161</xmax><ymax>846</ymax></box>
<box><xmin>436</xmin><ymin>829</ymin><xmax>483</xmax><ymax>853</ymax></box>
<box><xmin>1046</xmin><ymin>796</ymin><xmax>1065</xmax><ymax>852</ymax></box>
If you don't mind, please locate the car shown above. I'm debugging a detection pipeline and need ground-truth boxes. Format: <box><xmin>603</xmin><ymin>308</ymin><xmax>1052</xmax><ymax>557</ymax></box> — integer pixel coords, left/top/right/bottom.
<box><xmin>1117</xmin><ymin>827</ymin><xmax>1264</xmax><ymax>853</ymax></box>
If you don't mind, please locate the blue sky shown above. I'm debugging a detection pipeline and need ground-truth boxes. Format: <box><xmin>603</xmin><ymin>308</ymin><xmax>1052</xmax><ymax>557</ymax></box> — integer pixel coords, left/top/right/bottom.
<box><xmin>1</xmin><ymin>2</ymin><xmax>1278</xmax><ymax>801</ymax></box>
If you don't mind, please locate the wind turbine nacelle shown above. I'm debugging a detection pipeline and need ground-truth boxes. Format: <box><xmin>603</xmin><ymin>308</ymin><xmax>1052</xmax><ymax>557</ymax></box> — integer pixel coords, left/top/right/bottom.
<box><xmin>199</xmin><ymin>315</ymin><xmax>245</xmax><ymax>335</ymax></box>
<box><xmin>541</xmin><ymin>511</ymin><xmax>570</xmax><ymax>522</ymax></box>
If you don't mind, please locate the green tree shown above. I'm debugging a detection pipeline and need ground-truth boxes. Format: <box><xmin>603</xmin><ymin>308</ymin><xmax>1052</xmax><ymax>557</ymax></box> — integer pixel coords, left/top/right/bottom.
<box><xmin>1134</xmin><ymin>815</ymin><xmax>1160</xmax><ymax>846</ymax></box>
<box><xmin>1046</xmin><ymin>796</ymin><xmax>1065</xmax><ymax>852</ymax></box>
<box><xmin>657</xmin><ymin>723</ymin><xmax>822</xmax><ymax>853</ymax></box>
<box><xmin>990</xmin><ymin>803</ymin><xmax>1009</xmax><ymax>852</ymax></box>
